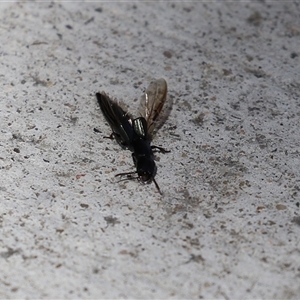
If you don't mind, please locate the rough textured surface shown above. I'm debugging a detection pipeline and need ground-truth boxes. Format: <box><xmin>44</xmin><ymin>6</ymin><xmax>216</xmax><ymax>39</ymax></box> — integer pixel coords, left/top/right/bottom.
<box><xmin>0</xmin><ymin>1</ymin><xmax>300</xmax><ymax>299</ymax></box>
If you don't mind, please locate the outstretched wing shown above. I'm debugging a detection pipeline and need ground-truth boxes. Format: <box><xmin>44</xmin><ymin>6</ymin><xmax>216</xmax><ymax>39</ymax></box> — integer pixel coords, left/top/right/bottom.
<box><xmin>96</xmin><ymin>92</ymin><xmax>134</xmax><ymax>149</ymax></box>
<box><xmin>139</xmin><ymin>78</ymin><xmax>168</xmax><ymax>135</ymax></box>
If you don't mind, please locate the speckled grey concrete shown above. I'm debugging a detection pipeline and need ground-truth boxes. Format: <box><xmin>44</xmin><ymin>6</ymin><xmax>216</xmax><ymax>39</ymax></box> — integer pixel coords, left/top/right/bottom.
<box><xmin>0</xmin><ymin>1</ymin><xmax>300</xmax><ymax>299</ymax></box>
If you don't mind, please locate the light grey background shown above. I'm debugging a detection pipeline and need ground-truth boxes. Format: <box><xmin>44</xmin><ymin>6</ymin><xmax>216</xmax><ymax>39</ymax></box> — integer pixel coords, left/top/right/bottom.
<box><xmin>0</xmin><ymin>1</ymin><xmax>299</xmax><ymax>299</ymax></box>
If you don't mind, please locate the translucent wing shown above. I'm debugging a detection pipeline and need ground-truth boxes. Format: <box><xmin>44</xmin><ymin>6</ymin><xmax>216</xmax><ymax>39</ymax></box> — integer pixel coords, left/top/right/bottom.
<box><xmin>140</xmin><ymin>78</ymin><xmax>168</xmax><ymax>135</ymax></box>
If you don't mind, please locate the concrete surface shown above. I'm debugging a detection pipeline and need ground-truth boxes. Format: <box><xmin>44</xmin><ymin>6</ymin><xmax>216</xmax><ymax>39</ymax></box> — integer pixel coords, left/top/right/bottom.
<box><xmin>0</xmin><ymin>1</ymin><xmax>300</xmax><ymax>299</ymax></box>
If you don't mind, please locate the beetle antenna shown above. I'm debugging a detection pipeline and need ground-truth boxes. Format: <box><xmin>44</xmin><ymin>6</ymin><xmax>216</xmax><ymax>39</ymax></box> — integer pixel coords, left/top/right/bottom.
<box><xmin>153</xmin><ymin>178</ymin><xmax>162</xmax><ymax>195</ymax></box>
